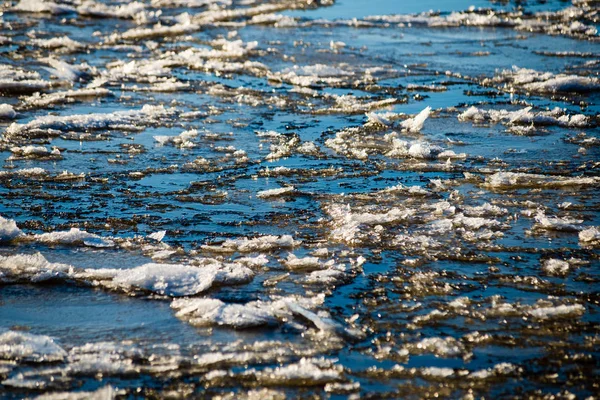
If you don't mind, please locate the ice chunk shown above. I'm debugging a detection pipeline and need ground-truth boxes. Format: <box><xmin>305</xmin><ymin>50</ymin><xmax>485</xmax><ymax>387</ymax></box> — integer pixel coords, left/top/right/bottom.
<box><xmin>496</xmin><ymin>67</ymin><xmax>600</xmax><ymax>94</ymax></box>
<box><xmin>0</xmin><ymin>104</ymin><xmax>16</xmax><ymax>119</ymax></box>
<box><xmin>235</xmin><ymin>254</ymin><xmax>269</xmax><ymax>268</ymax></box>
<box><xmin>534</xmin><ymin>211</ymin><xmax>582</xmax><ymax>232</ymax></box>
<box><xmin>420</xmin><ymin>367</ymin><xmax>455</xmax><ymax>378</ymax></box>
<box><xmin>6</xmin><ymin>105</ymin><xmax>174</xmax><ymax>138</ymax></box>
<box><xmin>285</xmin><ymin>301</ymin><xmax>359</xmax><ymax>339</ymax></box>
<box><xmin>0</xmin><ymin>253</ymin><xmax>72</xmax><ymax>283</ymax></box>
<box><xmin>13</xmin><ymin>0</ymin><xmax>74</xmax><ymax>14</ymax></box>
<box><xmin>43</xmin><ymin>58</ymin><xmax>88</xmax><ymax>82</ymax></box>
<box><xmin>0</xmin><ymin>65</ymin><xmax>54</xmax><ymax>94</ymax></box>
<box><xmin>453</xmin><ymin>214</ymin><xmax>500</xmax><ymax>230</ymax></box>
<box><xmin>404</xmin><ymin>337</ymin><xmax>466</xmax><ymax>358</ymax></box>
<box><xmin>67</xmin><ymin>342</ymin><xmax>141</xmax><ymax>375</ymax></box>
<box><xmin>9</xmin><ymin>145</ymin><xmax>59</xmax><ymax>159</ymax></box>
<box><xmin>579</xmin><ymin>226</ymin><xmax>600</xmax><ymax>245</ymax></box>
<box><xmin>1</xmin><ymin>252</ymin><xmax>252</xmax><ymax>297</ymax></box>
<box><xmin>485</xmin><ymin>172</ymin><xmax>600</xmax><ymax>189</ymax></box>
<box><xmin>108</xmin><ymin>262</ymin><xmax>253</xmax><ymax>297</ymax></box>
<box><xmin>148</xmin><ymin>231</ymin><xmax>166</xmax><ymax>241</ymax></box>
<box><xmin>0</xmin><ymin>168</ymin><xmax>47</xmax><ymax>178</ymax></box>
<box><xmin>326</xmin><ymin>203</ymin><xmax>414</xmax><ymax>244</ymax></box>
<box><xmin>528</xmin><ymin>304</ymin><xmax>585</xmax><ymax>320</ymax></box>
<box><xmin>408</xmin><ymin>142</ymin><xmax>442</xmax><ymax>159</ymax></box>
<box><xmin>110</xmin><ymin>17</ymin><xmax>199</xmax><ymax>40</ymax></box>
<box><xmin>0</xmin><ymin>216</ymin><xmax>23</xmax><ymax>242</ymax></box>
<box><xmin>147</xmin><ymin>79</ymin><xmax>190</xmax><ymax>92</ymax></box>
<box><xmin>304</xmin><ymin>264</ymin><xmax>348</xmax><ymax>285</ymax></box>
<box><xmin>0</xmin><ymin>331</ymin><xmax>67</xmax><ymax>362</ymax></box>
<box><xmin>32</xmin><ymin>36</ymin><xmax>84</xmax><ymax>50</ymax></box>
<box><xmin>469</xmin><ymin>363</ymin><xmax>518</xmax><ymax>380</ymax></box>
<box><xmin>326</xmin><ymin>95</ymin><xmax>396</xmax><ymax>113</ymax></box>
<box><xmin>244</xmin><ymin>357</ymin><xmax>342</xmax><ymax>385</ymax></box>
<box><xmin>270</xmin><ymin>64</ymin><xmax>352</xmax><ymax>87</ymax></box>
<box><xmin>283</xmin><ymin>253</ymin><xmax>323</xmax><ymax>271</ymax></box>
<box><xmin>463</xmin><ymin>203</ymin><xmax>508</xmax><ymax>217</ymax></box>
<box><xmin>171</xmin><ymin>298</ymin><xmax>278</xmax><ymax>328</ymax></box>
<box><xmin>541</xmin><ymin>259</ymin><xmax>570</xmax><ymax>276</ymax></box>
<box><xmin>154</xmin><ymin>129</ymin><xmax>198</xmax><ymax>148</ymax></box>
<box><xmin>400</xmin><ymin>106</ymin><xmax>431</xmax><ymax>132</ymax></box>
<box><xmin>458</xmin><ymin>106</ymin><xmax>590</xmax><ymax>129</ymax></box>
<box><xmin>33</xmin><ymin>228</ymin><xmax>114</xmax><ymax>248</ymax></box>
<box><xmin>202</xmin><ymin>235</ymin><xmax>300</xmax><ymax>253</ymax></box>
<box><xmin>22</xmin><ymin>88</ymin><xmax>111</xmax><ymax>108</ymax></box>
<box><xmin>77</xmin><ymin>1</ymin><xmax>149</xmax><ymax>20</ymax></box>
<box><xmin>257</xmin><ymin>187</ymin><xmax>295</xmax><ymax>198</ymax></box>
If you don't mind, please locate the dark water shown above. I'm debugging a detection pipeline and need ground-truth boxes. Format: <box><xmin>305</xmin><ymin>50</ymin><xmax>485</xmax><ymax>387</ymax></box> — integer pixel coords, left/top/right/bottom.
<box><xmin>0</xmin><ymin>0</ymin><xmax>599</xmax><ymax>398</ymax></box>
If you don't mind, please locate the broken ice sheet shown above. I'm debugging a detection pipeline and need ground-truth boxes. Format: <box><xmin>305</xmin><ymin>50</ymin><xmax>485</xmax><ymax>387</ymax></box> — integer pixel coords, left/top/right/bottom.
<box><xmin>1</xmin><ymin>0</ymin><xmax>599</xmax><ymax>397</ymax></box>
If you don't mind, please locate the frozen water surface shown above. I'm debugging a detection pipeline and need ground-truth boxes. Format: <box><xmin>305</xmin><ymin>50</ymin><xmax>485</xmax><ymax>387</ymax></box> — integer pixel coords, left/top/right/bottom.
<box><xmin>0</xmin><ymin>0</ymin><xmax>599</xmax><ymax>398</ymax></box>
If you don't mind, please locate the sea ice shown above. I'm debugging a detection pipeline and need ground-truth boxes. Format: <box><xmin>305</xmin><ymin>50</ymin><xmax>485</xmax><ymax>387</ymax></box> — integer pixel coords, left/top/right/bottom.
<box><xmin>0</xmin><ymin>331</ymin><xmax>67</xmax><ymax>362</ymax></box>
<box><xmin>0</xmin><ymin>216</ymin><xmax>23</xmax><ymax>242</ymax></box>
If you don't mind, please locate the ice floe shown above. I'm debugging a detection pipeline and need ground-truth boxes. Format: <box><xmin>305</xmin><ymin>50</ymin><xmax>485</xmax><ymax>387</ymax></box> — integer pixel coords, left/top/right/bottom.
<box><xmin>400</xmin><ymin>106</ymin><xmax>431</xmax><ymax>133</ymax></box>
<box><xmin>31</xmin><ymin>36</ymin><xmax>85</xmax><ymax>51</ymax></box>
<box><xmin>0</xmin><ymin>104</ymin><xmax>16</xmax><ymax>119</ymax></box>
<box><xmin>0</xmin><ymin>216</ymin><xmax>23</xmax><ymax>242</ymax></box>
<box><xmin>458</xmin><ymin>106</ymin><xmax>591</xmax><ymax>130</ymax></box>
<box><xmin>484</xmin><ymin>172</ymin><xmax>600</xmax><ymax>189</ymax></box>
<box><xmin>13</xmin><ymin>0</ymin><xmax>75</xmax><ymax>14</ymax></box>
<box><xmin>403</xmin><ymin>336</ymin><xmax>467</xmax><ymax>358</ymax></box>
<box><xmin>0</xmin><ymin>253</ymin><xmax>72</xmax><ymax>283</ymax></box>
<box><xmin>487</xmin><ymin>66</ymin><xmax>600</xmax><ymax>94</ymax></box>
<box><xmin>5</xmin><ymin>105</ymin><xmax>175</xmax><ymax>139</ymax></box>
<box><xmin>533</xmin><ymin>211</ymin><xmax>582</xmax><ymax>232</ymax></box>
<box><xmin>33</xmin><ymin>228</ymin><xmax>114</xmax><ymax>247</ymax></box>
<box><xmin>541</xmin><ymin>259</ymin><xmax>571</xmax><ymax>276</ymax></box>
<box><xmin>171</xmin><ymin>298</ymin><xmax>279</xmax><ymax>328</ymax></box>
<box><xmin>0</xmin><ymin>252</ymin><xmax>254</xmax><ymax>297</ymax></box>
<box><xmin>21</xmin><ymin>88</ymin><xmax>112</xmax><ymax>109</ymax></box>
<box><xmin>579</xmin><ymin>226</ymin><xmax>600</xmax><ymax>246</ymax></box>
<box><xmin>154</xmin><ymin>129</ymin><xmax>198</xmax><ymax>148</ymax></box>
<box><xmin>0</xmin><ymin>331</ymin><xmax>67</xmax><ymax>363</ymax></box>
<box><xmin>202</xmin><ymin>235</ymin><xmax>300</xmax><ymax>253</ymax></box>
<box><xmin>257</xmin><ymin>186</ymin><xmax>296</xmax><ymax>198</ymax></box>
<box><xmin>0</xmin><ymin>65</ymin><xmax>55</xmax><ymax>94</ymax></box>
